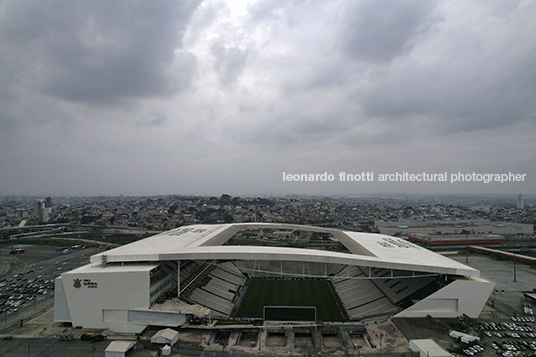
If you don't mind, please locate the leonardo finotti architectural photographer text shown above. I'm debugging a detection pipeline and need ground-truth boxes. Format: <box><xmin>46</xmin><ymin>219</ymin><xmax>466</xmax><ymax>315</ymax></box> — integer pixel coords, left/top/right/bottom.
<box><xmin>282</xmin><ymin>172</ymin><xmax>527</xmax><ymax>184</ymax></box>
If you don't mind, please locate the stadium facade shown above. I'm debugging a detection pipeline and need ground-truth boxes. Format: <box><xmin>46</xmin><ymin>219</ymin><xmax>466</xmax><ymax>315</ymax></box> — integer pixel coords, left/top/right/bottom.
<box><xmin>54</xmin><ymin>223</ymin><xmax>494</xmax><ymax>334</ymax></box>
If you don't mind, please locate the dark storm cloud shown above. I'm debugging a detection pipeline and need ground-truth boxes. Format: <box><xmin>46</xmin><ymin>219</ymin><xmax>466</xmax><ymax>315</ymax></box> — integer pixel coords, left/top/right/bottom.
<box><xmin>340</xmin><ymin>0</ymin><xmax>437</xmax><ymax>63</ymax></box>
<box><xmin>0</xmin><ymin>0</ymin><xmax>201</xmax><ymax>106</ymax></box>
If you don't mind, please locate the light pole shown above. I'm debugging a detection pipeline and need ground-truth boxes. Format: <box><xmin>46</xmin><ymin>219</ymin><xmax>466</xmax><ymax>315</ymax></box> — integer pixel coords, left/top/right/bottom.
<box><xmin>462</xmin><ymin>230</ymin><xmax>470</xmax><ymax>263</ymax></box>
<box><xmin>493</xmin><ymin>286</ymin><xmax>503</xmax><ymax>307</ymax></box>
<box><xmin>514</xmin><ymin>246</ymin><xmax>517</xmax><ymax>282</ymax></box>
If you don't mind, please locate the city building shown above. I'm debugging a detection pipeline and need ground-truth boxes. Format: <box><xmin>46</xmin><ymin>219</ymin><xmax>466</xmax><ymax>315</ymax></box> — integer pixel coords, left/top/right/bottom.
<box><xmin>54</xmin><ymin>223</ymin><xmax>493</xmax><ymax>334</ymax></box>
<box><xmin>518</xmin><ymin>194</ymin><xmax>525</xmax><ymax>209</ymax></box>
<box><xmin>375</xmin><ymin>220</ymin><xmax>533</xmax><ymax>236</ymax></box>
<box><xmin>36</xmin><ymin>200</ymin><xmax>49</xmax><ymax>223</ymax></box>
<box><xmin>407</xmin><ymin>233</ymin><xmax>506</xmax><ymax>246</ymax></box>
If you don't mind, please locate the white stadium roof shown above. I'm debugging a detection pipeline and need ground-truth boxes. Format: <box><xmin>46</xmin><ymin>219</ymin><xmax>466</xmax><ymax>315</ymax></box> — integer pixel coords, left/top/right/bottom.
<box><xmin>91</xmin><ymin>223</ymin><xmax>477</xmax><ymax>276</ymax></box>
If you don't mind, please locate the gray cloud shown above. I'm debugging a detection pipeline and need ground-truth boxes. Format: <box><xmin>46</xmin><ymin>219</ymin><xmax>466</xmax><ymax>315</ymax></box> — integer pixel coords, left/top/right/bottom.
<box><xmin>246</xmin><ymin>0</ymin><xmax>292</xmax><ymax>24</ymax></box>
<box><xmin>0</xmin><ymin>0</ymin><xmax>535</xmax><ymax>196</ymax></box>
<box><xmin>184</xmin><ymin>0</ymin><xmax>227</xmax><ymax>46</ymax></box>
<box><xmin>358</xmin><ymin>4</ymin><xmax>536</xmax><ymax>134</ymax></box>
<box><xmin>211</xmin><ymin>42</ymin><xmax>254</xmax><ymax>87</ymax></box>
<box><xmin>339</xmin><ymin>0</ymin><xmax>438</xmax><ymax>63</ymax></box>
<box><xmin>0</xmin><ymin>0</ymin><xmax>201</xmax><ymax>107</ymax></box>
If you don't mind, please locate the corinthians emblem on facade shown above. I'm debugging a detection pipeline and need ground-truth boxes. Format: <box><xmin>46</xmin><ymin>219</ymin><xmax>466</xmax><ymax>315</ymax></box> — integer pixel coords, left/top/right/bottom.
<box><xmin>73</xmin><ymin>278</ymin><xmax>81</xmax><ymax>289</ymax></box>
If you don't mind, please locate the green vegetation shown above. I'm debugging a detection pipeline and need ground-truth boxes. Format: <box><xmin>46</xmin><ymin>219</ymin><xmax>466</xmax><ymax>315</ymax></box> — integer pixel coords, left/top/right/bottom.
<box><xmin>297</xmin><ymin>233</ymin><xmax>311</xmax><ymax>243</ymax></box>
<box><xmin>234</xmin><ymin>279</ymin><xmax>344</xmax><ymax>321</ymax></box>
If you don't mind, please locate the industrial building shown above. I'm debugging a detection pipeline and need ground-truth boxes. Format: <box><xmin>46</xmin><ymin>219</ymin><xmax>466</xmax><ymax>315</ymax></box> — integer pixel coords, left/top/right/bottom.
<box><xmin>409</xmin><ymin>339</ymin><xmax>452</xmax><ymax>357</ymax></box>
<box><xmin>54</xmin><ymin>223</ymin><xmax>494</xmax><ymax>334</ymax></box>
<box><xmin>407</xmin><ymin>233</ymin><xmax>506</xmax><ymax>246</ymax></box>
<box><xmin>376</xmin><ymin>219</ymin><xmax>533</xmax><ymax>236</ymax></box>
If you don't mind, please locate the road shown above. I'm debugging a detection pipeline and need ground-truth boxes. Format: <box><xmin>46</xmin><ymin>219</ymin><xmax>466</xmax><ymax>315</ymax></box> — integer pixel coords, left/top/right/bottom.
<box><xmin>0</xmin><ymin>245</ymin><xmax>98</xmax><ymax>331</ymax></box>
<box><xmin>0</xmin><ymin>338</ymin><xmax>108</xmax><ymax>357</ymax></box>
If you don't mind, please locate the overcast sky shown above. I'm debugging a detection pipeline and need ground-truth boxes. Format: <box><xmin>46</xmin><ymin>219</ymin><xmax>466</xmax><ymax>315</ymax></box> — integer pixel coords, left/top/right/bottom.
<box><xmin>0</xmin><ymin>0</ymin><xmax>535</xmax><ymax>197</ymax></box>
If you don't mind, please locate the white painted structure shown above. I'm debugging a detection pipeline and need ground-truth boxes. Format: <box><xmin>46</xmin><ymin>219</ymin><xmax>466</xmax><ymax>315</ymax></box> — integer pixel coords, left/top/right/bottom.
<box><xmin>395</xmin><ymin>276</ymin><xmax>492</xmax><ymax>318</ymax></box>
<box><xmin>88</xmin><ymin>223</ymin><xmax>476</xmax><ymax>276</ymax></box>
<box><xmin>105</xmin><ymin>341</ymin><xmax>136</xmax><ymax>357</ymax></box>
<box><xmin>54</xmin><ymin>263</ymin><xmax>179</xmax><ymax>333</ymax></box>
<box><xmin>162</xmin><ymin>345</ymin><xmax>171</xmax><ymax>355</ymax></box>
<box><xmin>409</xmin><ymin>339</ymin><xmax>452</xmax><ymax>357</ymax></box>
<box><xmin>151</xmin><ymin>328</ymin><xmax>179</xmax><ymax>345</ymax></box>
<box><xmin>449</xmin><ymin>331</ymin><xmax>480</xmax><ymax>343</ymax></box>
<box><xmin>55</xmin><ymin>223</ymin><xmax>494</xmax><ymax>334</ymax></box>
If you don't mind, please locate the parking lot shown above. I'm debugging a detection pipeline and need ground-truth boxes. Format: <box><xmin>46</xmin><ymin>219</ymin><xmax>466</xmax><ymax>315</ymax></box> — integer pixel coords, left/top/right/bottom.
<box><xmin>395</xmin><ymin>254</ymin><xmax>536</xmax><ymax>357</ymax></box>
<box><xmin>479</xmin><ymin>319</ymin><xmax>536</xmax><ymax>356</ymax></box>
<box><xmin>1</xmin><ymin>248</ymin><xmax>535</xmax><ymax>357</ymax></box>
<box><xmin>0</xmin><ymin>337</ymin><xmax>109</xmax><ymax>357</ymax></box>
<box><xmin>0</xmin><ymin>244</ymin><xmax>93</xmax><ymax>330</ymax></box>
<box><xmin>450</xmin><ymin>255</ymin><xmax>536</xmax><ymax>294</ymax></box>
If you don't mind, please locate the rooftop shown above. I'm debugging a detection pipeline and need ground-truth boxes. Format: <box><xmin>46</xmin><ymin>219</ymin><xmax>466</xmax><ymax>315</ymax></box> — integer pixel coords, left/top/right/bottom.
<box><xmin>90</xmin><ymin>223</ymin><xmax>478</xmax><ymax>276</ymax></box>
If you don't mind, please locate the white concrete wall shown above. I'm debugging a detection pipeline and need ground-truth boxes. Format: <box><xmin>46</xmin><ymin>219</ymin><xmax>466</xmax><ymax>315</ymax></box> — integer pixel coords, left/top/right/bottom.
<box><xmin>105</xmin><ymin>352</ymin><xmax>124</xmax><ymax>357</ymax></box>
<box><xmin>128</xmin><ymin>310</ymin><xmax>187</xmax><ymax>325</ymax></box>
<box><xmin>54</xmin><ymin>277</ymin><xmax>71</xmax><ymax>322</ymax></box>
<box><xmin>62</xmin><ymin>268</ymin><xmax>150</xmax><ymax>331</ymax></box>
<box><xmin>396</xmin><ymin>276</ymin><xmax>494</xmax><ymax>318</ymax></box>
<box><xmin>409</xmin><ymin>339</ymin><xmax>452</xmax><ymax>357</ymax></box>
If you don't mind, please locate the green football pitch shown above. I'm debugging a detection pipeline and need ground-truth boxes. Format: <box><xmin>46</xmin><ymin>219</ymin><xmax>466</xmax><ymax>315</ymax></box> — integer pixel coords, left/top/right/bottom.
<box><xmin>234</xmin><ymin>279</ymin><xmax>344</xmax><ymax>321</ymax></box>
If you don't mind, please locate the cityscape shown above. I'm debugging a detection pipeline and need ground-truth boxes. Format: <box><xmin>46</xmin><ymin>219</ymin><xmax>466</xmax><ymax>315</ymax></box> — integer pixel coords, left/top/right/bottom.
<box><xmin>1</xmin><ymin>194</ymin><xmax>535</xmax><ymax>233</ymax></box>
<box><xmin>1</xmin><ymin>0</ymin><xmax>536</xmax><ymax>356</ymax></box>
<box><xmin>1</xmin><ymin>193</ymin><xmax>536</xmax><ymax>356</ymax></box>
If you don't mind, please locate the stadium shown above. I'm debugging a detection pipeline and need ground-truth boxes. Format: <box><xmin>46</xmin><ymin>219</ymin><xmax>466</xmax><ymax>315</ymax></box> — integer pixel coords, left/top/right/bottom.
<box><xmin>54</xmin><ymin>223</ymin><xmax>494</xmax><ymax>334</ymax></box>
